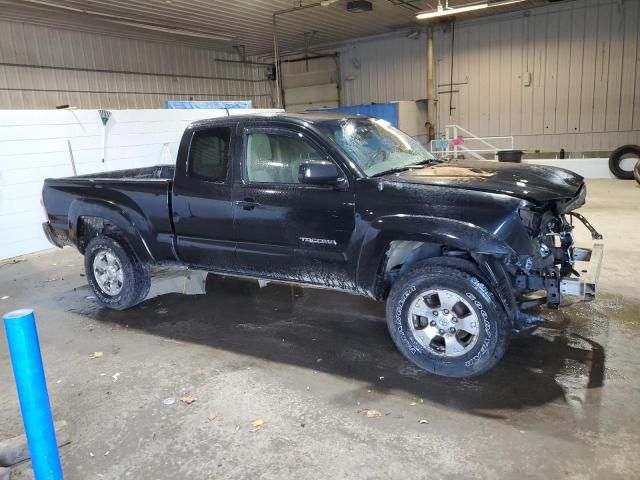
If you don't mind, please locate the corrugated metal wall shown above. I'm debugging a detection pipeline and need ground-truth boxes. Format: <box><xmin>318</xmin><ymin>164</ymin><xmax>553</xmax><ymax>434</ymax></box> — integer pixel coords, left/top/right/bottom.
<box><xmin>435</xmin><ymin>0</ymin><xmax>640</xmax><ymax>152</ymax></box>
<box><xmin>340</xmin><ymin>34</ymin><xmax>427</xmax><ymax>106</ymax></box>
<box><xmin>340</xmin><ymin>0</ymin><xmax>640</xmax><ymax>153</ymax></box>
<box><xmin>0</xmin><ymin>20</ymin><xmax>273</xmax><ymax>109</ymax></box>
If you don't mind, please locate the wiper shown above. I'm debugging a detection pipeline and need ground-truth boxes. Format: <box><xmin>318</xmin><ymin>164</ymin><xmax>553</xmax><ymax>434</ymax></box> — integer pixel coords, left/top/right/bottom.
<box><xmin>405</xmin><ymin>158</ymin><xmax>440</xmax><ymax>167</ymax></box>
<box><xmin>370</xmin><ymin>166</ymin><xmax>415</xmax><ymax>177</ymax></box>
<box><xmin>370</xmin><ymin>159</ymin><xmax>439</xmax><ymax>177</ymax></box>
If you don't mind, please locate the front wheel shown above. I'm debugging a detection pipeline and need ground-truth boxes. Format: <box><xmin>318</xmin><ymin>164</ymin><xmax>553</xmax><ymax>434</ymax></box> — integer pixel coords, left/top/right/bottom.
<box><xmin>84</xmin><ymin>235</ymin><xmax>150</xmax><ymax>310</ymax></box>
<box><xmin>386</xmin><ymin>263</ymin><xmax>510</xmax><ymax>378</ymax></box>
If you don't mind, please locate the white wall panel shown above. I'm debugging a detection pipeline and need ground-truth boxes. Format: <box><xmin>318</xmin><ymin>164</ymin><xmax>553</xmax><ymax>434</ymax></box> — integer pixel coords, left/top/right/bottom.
<box><xmin>0</xmin><ymin>20</ymin><xmax>273</xmax><ymax>109</ymax></box>
<box><xmin>338</xmin><ymin>0</ymin><xmax>639</xmax><ymax>153</ymax></box>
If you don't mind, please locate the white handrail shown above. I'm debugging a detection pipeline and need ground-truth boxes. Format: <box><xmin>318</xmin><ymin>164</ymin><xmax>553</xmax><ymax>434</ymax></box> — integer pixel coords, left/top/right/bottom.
<box><xmin>430</xmin><ymin>124</ymin><xmax>515</xmax><ymax>160</ymax></box>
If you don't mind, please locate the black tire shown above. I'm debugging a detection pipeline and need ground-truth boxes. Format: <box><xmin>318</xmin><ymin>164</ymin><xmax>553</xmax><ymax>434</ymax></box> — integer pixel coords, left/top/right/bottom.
<box><xmin>609</xmin><ymin>144</ymin><xmax>640</xmax><ymax>180</ymax></box>
<box><xmin>386</xmin><ymin>262</ymin><xmax>510</xmax><ymax>378</ymax></box>
<box><xmin>84</xmin><ymin>235</ymin><xmax>150</xmax><ymax>310</ymax></box>
<box><xmin>634</xmin><ymin>161</ymin><xmax>640</xmax><ymax>185</ymax></box>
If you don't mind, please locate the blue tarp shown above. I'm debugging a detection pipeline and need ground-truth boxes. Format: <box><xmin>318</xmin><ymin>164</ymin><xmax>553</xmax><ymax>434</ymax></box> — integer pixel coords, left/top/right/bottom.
<box><xmin>165</xmin><ymin>100</ymin><xmax>253</xmax><ymax>109</ymax></box>
<box><xmin>307</xmin><ymin>103</ymin><xmax>399</xmax><ymax>127</ymax></box>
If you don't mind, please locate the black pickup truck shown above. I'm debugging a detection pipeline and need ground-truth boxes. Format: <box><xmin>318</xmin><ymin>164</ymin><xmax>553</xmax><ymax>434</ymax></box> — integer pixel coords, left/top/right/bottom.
<box><xmin>42</xmin><ymin>113</ymin><xmax>603</xmax><ymax>377</ymax></box>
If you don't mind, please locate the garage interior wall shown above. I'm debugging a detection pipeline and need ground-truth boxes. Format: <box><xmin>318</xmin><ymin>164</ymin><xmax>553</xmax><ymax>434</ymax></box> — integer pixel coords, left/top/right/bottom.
<box><xmin>281</xmin><ymin>56</ymin><xmax>340</xmax><ymax>112</ymax></box>
<box><xmin>339</xmin><ymin>0</ymin><xmax>640</xmax><ymax>154</ymax></box>
<box><xmin>340</xmin><ymin>34</ymin><xmax>427</xmax><ymax>107</ymax></box>
<box><xmin>0</xmin><ymin>19</ymin><xmax>273</xmax><ymax>109</ymax></box>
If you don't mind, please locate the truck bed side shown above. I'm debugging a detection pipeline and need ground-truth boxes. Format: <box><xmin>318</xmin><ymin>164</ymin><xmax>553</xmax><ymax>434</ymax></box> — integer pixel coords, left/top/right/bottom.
<box><xmin>42</xmin><ymin>166</ymin><xmax>179</xmax><ymax>264</ymax></box>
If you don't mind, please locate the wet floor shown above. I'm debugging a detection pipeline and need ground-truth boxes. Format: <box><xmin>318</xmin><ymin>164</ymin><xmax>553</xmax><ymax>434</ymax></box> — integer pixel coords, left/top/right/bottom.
<box><xmin>1</xmin><ymin>246</ymin><xmax>639</xmax><ymax>479</ymax></box>
<box><xmin>64</xmin><ymin>270</ymin><xmax>631</xmax><ymax>418</ymax></box>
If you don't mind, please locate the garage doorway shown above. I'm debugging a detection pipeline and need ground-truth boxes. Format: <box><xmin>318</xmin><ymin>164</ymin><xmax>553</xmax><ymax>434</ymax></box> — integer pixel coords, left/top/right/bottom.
<box><xmin>281</xmin><ymin>55</ymin><xmax>340</xmax><ymax>112</ymax></box>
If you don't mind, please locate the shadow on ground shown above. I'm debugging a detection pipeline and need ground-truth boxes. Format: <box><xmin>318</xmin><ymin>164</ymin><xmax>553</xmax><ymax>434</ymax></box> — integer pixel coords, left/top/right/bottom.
<box><xmin>57</xmin><ymin>272</ymin><xmax>609</xmax><ymax>420</ymax></box>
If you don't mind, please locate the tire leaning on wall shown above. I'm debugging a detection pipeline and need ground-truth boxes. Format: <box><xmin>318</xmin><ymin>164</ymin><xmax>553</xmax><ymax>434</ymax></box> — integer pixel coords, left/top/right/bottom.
<box><xmin>609</xmin><ymin>144</ymin><xmax>640</xmax><ymax>180</ymax></box>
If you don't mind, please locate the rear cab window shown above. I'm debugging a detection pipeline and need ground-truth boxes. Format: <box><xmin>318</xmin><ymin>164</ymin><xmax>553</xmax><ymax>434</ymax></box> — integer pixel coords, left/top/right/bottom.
<box><xmin>188</xmin><ymin>127</ymin><xmax>231</xmax><ymax>182</ymax></box>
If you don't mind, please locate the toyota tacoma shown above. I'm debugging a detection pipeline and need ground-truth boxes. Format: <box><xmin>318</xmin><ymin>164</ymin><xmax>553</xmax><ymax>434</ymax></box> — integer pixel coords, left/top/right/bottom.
<box><xmin>42</xmin><ymin>113</ymin><xmax>603</xmax><ymax>377</ymax></box>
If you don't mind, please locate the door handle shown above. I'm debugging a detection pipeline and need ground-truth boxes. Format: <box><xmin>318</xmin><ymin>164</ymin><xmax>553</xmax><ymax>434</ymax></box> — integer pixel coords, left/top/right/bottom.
<box><xmin>235</xmin><ymin>198</ymin><xmax>261</xmax><ymax>210</ymax></box>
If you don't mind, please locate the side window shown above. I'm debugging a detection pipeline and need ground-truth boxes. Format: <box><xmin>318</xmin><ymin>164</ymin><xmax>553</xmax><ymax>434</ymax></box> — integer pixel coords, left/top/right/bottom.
<box><xmin>246</xmin><ymin>132</ymin><xmax>325</xmax><ymax>184</ymax></box>
<box><xmin>188</xmin><ymin>127</ymin><xmax>231</xmax><ymax>182</ymax></box>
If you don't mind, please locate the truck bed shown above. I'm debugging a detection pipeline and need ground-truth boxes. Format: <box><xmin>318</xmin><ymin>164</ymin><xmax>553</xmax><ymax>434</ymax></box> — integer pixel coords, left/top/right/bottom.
<box><xmin>42</xmin><ymin>164</ymin><xmax>177</xmax><ymax>262</ymax></box>
<box><xmin>72</xmin><ymin>165</ymin><xmax>175</xmax><ymax>181</ymax></box>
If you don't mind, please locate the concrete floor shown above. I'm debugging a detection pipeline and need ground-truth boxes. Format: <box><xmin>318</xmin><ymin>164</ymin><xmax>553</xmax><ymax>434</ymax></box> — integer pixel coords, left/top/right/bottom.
<box><xmin>0</xmin><ymin>179</ymin><xmax>639</xmax><ymax>479</ymax></box>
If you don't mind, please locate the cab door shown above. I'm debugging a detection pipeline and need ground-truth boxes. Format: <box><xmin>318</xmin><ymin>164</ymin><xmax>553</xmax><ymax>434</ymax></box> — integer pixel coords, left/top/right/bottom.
<box><xmin>172</xmin><ymin>124</ymin><xmax>236</xmax><ymax>271</ymax></box>
<box><xmin>232</xmin><ymin>125</ymin><xmax>357</xmax><ymax>286</ymax></box>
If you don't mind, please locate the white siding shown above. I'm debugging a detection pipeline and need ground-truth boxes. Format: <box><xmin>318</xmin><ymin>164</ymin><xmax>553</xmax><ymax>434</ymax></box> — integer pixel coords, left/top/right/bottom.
<box><xmin>338</xmin><ymin>0</ymin><xmax>640</xmax><ymax>153</ymax></box>
<box><xmin>0</xmin><ymin>20</ymin><xmax>273</xmax><ymax>110</ymax></box>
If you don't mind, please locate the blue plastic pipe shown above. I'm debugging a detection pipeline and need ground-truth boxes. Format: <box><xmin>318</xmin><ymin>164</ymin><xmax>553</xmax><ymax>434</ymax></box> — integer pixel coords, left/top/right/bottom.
<box><xmin>3</xmin><ymin>309</ymin><xmax>63</xmax><ymax>480</ymax></box>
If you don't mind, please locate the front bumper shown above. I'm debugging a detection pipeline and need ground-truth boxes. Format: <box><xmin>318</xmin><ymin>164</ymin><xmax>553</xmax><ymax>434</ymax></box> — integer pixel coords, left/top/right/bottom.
<box><xmin>559</xmin><ymin>243</ymin><xmax>604</xmax><ymax>301</ymax></box>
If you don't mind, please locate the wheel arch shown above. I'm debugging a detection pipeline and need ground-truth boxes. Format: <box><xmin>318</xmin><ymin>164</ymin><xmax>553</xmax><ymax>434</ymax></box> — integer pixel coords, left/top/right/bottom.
<box><xmin>357</xmin><ymin>215</ymin><xmax>517</xmax><ymax>303</ymax></box>
<box><xmin>69</xmin><ymin>199</ymin><xmax>154</xmax><ymax>263</ymax></box>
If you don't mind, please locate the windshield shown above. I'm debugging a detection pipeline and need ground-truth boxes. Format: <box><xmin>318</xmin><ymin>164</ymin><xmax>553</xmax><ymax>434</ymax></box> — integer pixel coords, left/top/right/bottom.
<box><xmin>318</xmin><ymin>118</ymin><xmax>435</xmax><ymax>176</ymax></box>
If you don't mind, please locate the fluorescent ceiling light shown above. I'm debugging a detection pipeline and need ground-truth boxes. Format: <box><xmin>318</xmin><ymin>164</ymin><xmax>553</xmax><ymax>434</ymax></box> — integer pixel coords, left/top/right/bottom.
<box><xmin>416</xmin><ymin>0</ymin><xmax>526</xmax><ymax>20</ymax></box>
<box><xmin>416</xmin><ymin>2</ymin><xmax>488</xmax><ymax>19</ymax></box>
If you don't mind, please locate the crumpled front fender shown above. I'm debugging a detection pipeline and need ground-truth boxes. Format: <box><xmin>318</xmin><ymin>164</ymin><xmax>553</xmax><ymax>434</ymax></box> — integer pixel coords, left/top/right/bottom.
<box><xmin>356</xmin><ymin>214</ymin><xmax>518</xmax><ymax>296</ymax></box>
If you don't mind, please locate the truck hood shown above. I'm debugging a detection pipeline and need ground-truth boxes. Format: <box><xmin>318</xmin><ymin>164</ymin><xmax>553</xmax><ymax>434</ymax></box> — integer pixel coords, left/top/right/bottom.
<box><xmin>381</xmin><ymin>160</ymin><xmax>584</xmax><ymax>202</ymax></box>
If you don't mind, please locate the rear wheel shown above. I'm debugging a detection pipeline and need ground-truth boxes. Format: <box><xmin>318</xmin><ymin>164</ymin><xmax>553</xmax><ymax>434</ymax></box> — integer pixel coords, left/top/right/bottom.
<box><xmin>386</xmin><ymin>262</ymin><xmax>510</xmax><ymax>378</ymax></box>
<box><xmin>84</xmin><ymin>235</ymin><xmax>150</xmax><ymax>310</ymax></box>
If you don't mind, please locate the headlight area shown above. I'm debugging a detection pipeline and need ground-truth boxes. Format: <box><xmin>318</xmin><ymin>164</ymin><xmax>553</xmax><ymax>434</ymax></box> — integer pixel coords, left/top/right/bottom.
<box><xmin>517</xmin><ymin>208</ymin><xmax>575</xmax><ymax>275</ymax></box>
<box><xmin>514</xmin><ymin>205</ymin><xmax>579</xmax><ymax>309</ymax></box>
<box><xmin>557</xmin><ymin>184</ymin><xmax>587</xmax><ymax>214</ymax></box>
<box><xmin>514</xmin><ymin>192</ymin><xmax>603</xmax><ymax>312</ymax></box>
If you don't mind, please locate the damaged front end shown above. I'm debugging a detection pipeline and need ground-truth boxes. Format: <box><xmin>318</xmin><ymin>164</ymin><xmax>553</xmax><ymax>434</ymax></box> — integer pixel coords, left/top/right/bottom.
<box><xmin>511</xmin><ymin>184</ymin><xmax>604</xmax><ymax>330</ymax></box>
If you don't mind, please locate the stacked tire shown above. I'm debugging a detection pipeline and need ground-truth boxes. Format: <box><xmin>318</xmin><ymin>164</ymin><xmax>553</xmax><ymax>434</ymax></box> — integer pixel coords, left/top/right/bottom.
<box><xmin>609</xmin><ymin>144</ymin><xmax>640</xmax><ymax>181</ymax></box>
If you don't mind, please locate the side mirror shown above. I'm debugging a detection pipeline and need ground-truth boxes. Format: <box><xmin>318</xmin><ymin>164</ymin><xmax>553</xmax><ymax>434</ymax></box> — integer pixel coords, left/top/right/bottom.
<box><xmin>298</xmin><ymin>161</ymin><xmax>344</xmax><ymax>187</ymax></box>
